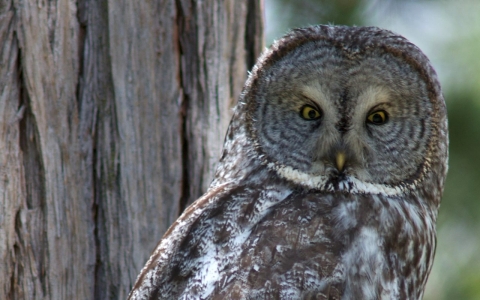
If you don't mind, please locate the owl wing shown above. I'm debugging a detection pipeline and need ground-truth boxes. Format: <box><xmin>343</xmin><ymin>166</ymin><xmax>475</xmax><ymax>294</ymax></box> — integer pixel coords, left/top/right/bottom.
<box><xmin>128</xmin><ymin>183</ymin><xmax>236</xmax><ymax>300</ymax></box>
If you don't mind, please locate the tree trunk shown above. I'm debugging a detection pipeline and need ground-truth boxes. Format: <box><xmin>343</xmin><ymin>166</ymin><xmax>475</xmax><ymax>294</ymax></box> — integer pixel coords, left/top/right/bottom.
<box><xmin>0</xmin><ymin>0</ymin><xmax>263</xmax><ymax>299</ymax></box>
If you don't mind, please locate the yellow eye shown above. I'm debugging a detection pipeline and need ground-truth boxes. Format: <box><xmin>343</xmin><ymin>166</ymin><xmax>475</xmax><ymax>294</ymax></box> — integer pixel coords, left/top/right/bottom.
<box><xmin>301</xmin><ymin>105</ymin><xmax>321</xmax><ymax>120</ymax></box>
<box><xmin>367</xmin><ymin>110</ymin><xmax>388</xmax><ymax>125</ymax></box>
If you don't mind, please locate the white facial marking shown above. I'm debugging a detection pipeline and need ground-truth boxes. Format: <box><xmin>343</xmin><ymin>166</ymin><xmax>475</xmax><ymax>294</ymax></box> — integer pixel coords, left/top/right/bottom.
<box><xmin>270</xmin><ymin>163</ymin><xmax>414</xmax><ymax>196</ymax></box>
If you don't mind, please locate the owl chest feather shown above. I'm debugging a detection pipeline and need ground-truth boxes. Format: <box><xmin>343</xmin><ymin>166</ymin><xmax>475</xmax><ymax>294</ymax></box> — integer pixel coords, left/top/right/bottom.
<box><xmin>133</xmin><ymin>180</ymin><xmax>435</xmax><ymax>300</ymax></box>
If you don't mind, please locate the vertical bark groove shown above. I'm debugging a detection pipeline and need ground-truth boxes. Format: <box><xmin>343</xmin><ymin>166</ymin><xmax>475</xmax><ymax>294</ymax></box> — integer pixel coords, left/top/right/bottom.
<box><xmin>18</xmin><ymin>55</ymin><xmax>48</xmax><ymax>299</ymax></box>
<box><xmin>176</xmin><ymin>0</ymin><xmax>190</xmax><ymax>215</ymax></box>
<box><xmin>246</xmin><ymin>0</ymin><xmax>265</xmax><ymax>68</ymax></box>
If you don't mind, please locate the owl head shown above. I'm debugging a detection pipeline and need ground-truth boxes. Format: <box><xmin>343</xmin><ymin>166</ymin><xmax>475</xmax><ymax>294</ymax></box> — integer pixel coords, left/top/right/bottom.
<box><xmin>219</xmin><ymin>25</ymin><xmax>448</xmax><ymax>205</ymax></box>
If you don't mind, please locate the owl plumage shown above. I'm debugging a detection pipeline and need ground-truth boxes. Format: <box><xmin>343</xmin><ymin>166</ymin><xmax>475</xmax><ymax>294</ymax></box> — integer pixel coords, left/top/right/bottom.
<box><xmin>129</xmin><ymin>25</ymin><xmax>448</xmax><ymax>299</ymax></box>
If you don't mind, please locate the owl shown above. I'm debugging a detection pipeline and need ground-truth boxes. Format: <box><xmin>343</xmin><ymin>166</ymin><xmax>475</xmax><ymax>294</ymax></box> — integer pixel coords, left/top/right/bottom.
<box><xmin>128</xmin><ymin>25</ymin><xmax>448</xmax><ymax>299</ymax></box>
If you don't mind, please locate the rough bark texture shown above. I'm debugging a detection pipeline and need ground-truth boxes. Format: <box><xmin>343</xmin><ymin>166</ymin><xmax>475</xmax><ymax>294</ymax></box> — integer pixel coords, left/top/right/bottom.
<box><xmin>0</xmin><ymin>0</ymin><xmax>263</xmax><ymax>299</ymax></box>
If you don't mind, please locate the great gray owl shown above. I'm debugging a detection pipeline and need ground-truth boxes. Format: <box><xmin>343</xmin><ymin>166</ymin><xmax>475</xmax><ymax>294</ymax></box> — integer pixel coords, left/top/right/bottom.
<box><xmin>128</xmin><ymin>25</ymin><xmax>448</xmax><ymax>299</ymax></box>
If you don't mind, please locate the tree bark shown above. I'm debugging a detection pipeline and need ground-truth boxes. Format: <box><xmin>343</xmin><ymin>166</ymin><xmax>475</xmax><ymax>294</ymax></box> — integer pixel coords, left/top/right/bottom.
<box><xmin>0</xmin><ymin>0</ymin><xmax>263</xmax><ymax>299</ymax></box>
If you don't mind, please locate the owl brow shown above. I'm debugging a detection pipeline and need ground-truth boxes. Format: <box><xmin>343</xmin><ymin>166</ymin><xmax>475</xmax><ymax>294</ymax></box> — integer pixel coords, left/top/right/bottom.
<box><xmin>367</xmin><ymin>102</ymin><xmax>393</xmax><ymax>113</ymax></box>
<box><xmin>299</xmin><ymin>94</ymin><xmax>322</xmax><ymax>110</ymax></box>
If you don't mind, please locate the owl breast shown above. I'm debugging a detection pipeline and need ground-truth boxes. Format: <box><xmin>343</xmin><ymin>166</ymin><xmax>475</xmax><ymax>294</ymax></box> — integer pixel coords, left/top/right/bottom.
<box><xmin>210</xmin><ymin>189</ymin><xmax>435</xmax><ymax>300</ymax></box>
<box><xmin>131</xmin><ymin>178</ymin><xmax>435</xmax><ymax>300</ymax></box>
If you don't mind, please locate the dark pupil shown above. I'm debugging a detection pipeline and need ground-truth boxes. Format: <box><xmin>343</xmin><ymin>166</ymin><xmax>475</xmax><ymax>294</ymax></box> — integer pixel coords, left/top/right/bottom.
<box><xmin>308</xmin><ymin>109</ymin><xmax>317</xmax><ymax>119</ymax></box>
<box><xmin>372</xmin><ymin>113</ymin><xmax>383</xmax><ymax>123</ymax></box>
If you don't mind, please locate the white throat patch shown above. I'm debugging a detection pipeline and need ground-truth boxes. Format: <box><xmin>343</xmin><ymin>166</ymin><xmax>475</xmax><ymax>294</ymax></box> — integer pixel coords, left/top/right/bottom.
<box><xmin>267</xmin><ymin>162</ymin><xmax>410</xmax><ymax>196</ymax></box>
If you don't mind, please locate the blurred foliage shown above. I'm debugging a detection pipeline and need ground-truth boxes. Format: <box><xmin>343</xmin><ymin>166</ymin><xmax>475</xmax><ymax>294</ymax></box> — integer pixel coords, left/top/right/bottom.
<box><xmin>442</xmin><ymin>90</ymin><xmax>480</xmax><ymax>224</ymax></box>
<box><xmin>265</xmin><ymin>0</ymin><xmax>363</xmax><ymax>43</ymax></box>
<box><xmin>265</xmin><ymin>0</ymin><xmax>480</xmax><ymax>299</ymax></box>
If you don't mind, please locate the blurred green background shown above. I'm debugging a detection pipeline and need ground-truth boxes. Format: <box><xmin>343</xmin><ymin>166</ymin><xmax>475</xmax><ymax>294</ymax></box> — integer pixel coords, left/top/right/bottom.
<box><xmin>264</xmin><ymin>0</ymin><xmax>480</xmax><ymax>299</ymax></box>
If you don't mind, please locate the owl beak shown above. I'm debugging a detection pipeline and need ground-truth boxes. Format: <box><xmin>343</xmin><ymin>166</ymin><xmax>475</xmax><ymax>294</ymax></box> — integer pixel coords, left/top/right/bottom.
<box><xmin>335</xmin><ymin>151</ymin><xmax>346</xmax><ymax>172</ymax></box>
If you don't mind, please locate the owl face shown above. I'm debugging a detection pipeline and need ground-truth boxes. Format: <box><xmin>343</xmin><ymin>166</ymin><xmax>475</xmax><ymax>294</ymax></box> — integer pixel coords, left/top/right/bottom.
<box><xmin>252</xmin><ymin>40</ymin><xmax>433</xmax><ymax>189</ymax></box>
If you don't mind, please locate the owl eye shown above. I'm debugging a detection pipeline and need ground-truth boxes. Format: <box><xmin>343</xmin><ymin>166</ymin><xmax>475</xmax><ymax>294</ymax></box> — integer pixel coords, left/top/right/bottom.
<box><xmin>300</xmin><ymin>105</ymin><xmax>322</xmax><ymax>120</ymax></box>
<box><xmin>367</xmin><ymin>110</ymin><xmax>388</xmax><ymax>125</ymax></box>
